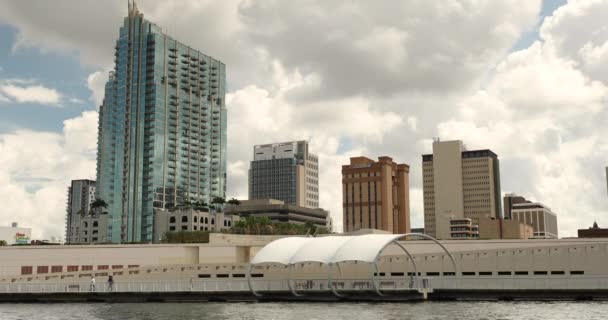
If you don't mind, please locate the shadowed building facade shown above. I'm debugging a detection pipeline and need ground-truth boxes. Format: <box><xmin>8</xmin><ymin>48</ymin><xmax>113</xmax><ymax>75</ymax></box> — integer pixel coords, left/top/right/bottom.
<box><xmin>248</xmin><ymin>141</ymin><xmax>318</xmax><ymax>208</ymax></box>
<box><xmin>342</xmin><ymin>156</ymin><xmax>410</xmax><ymax>234</ymax></box>
<box><xmin>423</xmin><ymin>140</ymin><xmax>502</xmax><ymax>239</ymax></box>
<box><xmin>96</xmin><ymin>2</ymin><xmax>227</xmax><ymax>242</ymax></box>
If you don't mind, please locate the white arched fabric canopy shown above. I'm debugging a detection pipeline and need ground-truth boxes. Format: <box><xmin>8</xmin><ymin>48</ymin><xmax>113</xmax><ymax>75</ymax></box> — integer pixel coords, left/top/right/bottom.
<box><xmin>246</xmin><ymin>233</ymin><xmax>456</xmax><ymax>297</ymax></box>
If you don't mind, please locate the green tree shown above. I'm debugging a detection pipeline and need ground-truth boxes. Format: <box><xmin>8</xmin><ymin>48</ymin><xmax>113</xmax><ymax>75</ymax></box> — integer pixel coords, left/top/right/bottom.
<box><xmin>211</xmin><ymin>196</ymin><xmax>226</xmax><ymax>211</ymax></box>
<box><xmin>0</xmin><ymin>240</ymin><xmax>7</xmax><ymax>246</ymax></box>
<box><xmin>194</xmin><ymin>200</ymin><xmax>209</xmax><ymax>211</ymax></box>
<box><xmin>227</xmin><ymin>198</ymin><xmax>241</xmax><ymax>206</ymax></box>
<box><xmin>90</xmin><ymin>199</ymin><xmax>108</xmax><ymax>215</ymax></box>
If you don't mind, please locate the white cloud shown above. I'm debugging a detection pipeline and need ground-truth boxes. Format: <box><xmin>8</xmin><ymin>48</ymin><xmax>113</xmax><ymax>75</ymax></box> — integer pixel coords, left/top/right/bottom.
<box><xmin>0</xmin><ymin>111</ymin><xmax>98</xmax><ymax>239</ymax></box>
<box><xmin>0</xmin><ymin>83</ymin><xmax>63</xmax><ymax>105</ymax></box>
<box><xmin>1</xmin><ymin>0</ymin><xmax>607</xmax><ymax>238</ymax></box>
<box><xmin>86</xmin><ymin>70</ymin><xmax>109</xmax><ymax>106</ymax></box>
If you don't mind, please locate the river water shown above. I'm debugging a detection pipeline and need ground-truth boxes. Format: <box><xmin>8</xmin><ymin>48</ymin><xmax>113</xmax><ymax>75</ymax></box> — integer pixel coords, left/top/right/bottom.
<box><xmin>0</xmin><ymin>302</ymin><xmax>607</xmax><ymax>319</ymax></box>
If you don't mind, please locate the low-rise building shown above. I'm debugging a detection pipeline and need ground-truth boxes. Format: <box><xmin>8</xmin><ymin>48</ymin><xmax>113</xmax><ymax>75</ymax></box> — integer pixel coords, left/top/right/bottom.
<box><xmin>479</xmin><ymin>217</ymin><xmax>534</xmax><ymax>239</ymax></box>
<box><xmin>224</xmin><ymin>199</ymin><xmax>329</xmax><ymax>229</ymax></box>
<box><xmin>70</xmin><ymin>214</ymin><xmax>110</xmax><ymax>244</ymax></box>
<box><xmin>153</xmin><ymin>209</ymin><xmax>240</xmax><ymax>242</ymax></box>
<box><xmin>449</xmin><ymin>218</ymin><xmax>479</xmax><ymax>239</ymax></box>
<box><xmin>511</xmin><ymin>202</ymin><xmax>558</xmax><ymax>239</ymax></box>
<box><xmin>578</xmin><ymin>222</ymin><xmax>608</xmax><ymax>238</ymax></box>
<box><xmin>0</xmin><ymin>223</ymin><xmax>32</xmax><ymax>245</ymax></box>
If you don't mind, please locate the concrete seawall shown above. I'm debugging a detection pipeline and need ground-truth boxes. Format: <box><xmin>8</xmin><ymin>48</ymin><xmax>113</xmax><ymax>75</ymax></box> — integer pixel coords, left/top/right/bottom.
<box><xmin>1</xmin><ymin>290</ymin><xmax>608</xmax><ymax>303</ymax></box>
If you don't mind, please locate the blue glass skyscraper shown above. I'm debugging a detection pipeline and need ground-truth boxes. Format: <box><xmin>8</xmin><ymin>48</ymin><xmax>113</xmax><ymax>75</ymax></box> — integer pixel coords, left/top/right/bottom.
<box><xmin>96</xmin><ymin>1</ymin><xmax>227</xmax><ymax>243</ymax></box>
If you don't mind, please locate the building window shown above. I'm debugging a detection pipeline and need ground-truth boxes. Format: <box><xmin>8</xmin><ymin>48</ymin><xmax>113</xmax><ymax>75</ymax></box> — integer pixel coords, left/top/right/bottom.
<box><xmin>182</xmin><ymin>216</ymin><xmax>188</xmax><ymax>223</ymax></box>
<box><xmin>182</xmin><ymin>225</ymin><xmax>188</xmax><ymax>230</ymax></box>
<box><xmin>82</xmin><ymin>265</ymin><xmax>93</xmax><ymax>271</ymax></box>
<box><xmin>170</xmin><ymin>217</ymin><xmax>176</xmax><ymax>223</ymax></box>
<box><xmin>21</xmin><ymin>266</ymin><xmax>33</xmax><ymax>275</ymax></box>
<box><xmin>112</xmin><ymin>265</ymin><xmax>123</xmax><ymax>269</ymax></box>
<box><xmin>67</xmin><ymin>266</ymin><xmax>79</xmax><ymax>272</ymax></box>
<box><xmin>51</xmin><ymin>266</ymin><xmax>63</xmax><ymax>273</ymax></box>
<box><xmin>194</xmin><ymin>216</ymin><xmax>198</xmax><ymax>223</ymax></box>
<box><xmin>97</xmin><ymin>265</ymin><xmax>109</xmax><ymax>270</ymax></box>
<box><xmin>36</xmin><ymin>266</ymin><xmax>49</xmax><ymax>274</ymax></box>
<box><xmin>169</xmin><ymin>226</ymin><xmax>176</xmax><ymax>231</ymax></box>
<box><xmin>83</xmin><ymin>222</ymin><xmax>88</xmax><ymax>228</ymax></box>
<box><xmin>93</xmin><ymin>221</ymin><xmax>99</xmax><ymax>227</ymax></box>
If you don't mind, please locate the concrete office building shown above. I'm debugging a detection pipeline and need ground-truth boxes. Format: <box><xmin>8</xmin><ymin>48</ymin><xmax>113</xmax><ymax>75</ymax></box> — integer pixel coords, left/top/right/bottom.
<box><xmin>95</xmin><ymin>2</ymin><xmax>227</xmax><ymax>243</ymax></box>
<box><xmin>511</xmin><ymin>202</ymin><xmax>558</xmax><ymax>239</ymax></box>
<box><xmin>65</xmin><ymin>179</ymin><xmax>97</xmax><ymax>244</ymax></box>
<box><xmin>153</xmin><ymin>209</ymin><xmax>240</xmax><ymax>242</ymax></box>
<box><xmin>224</xmin><ymin>199</ymin><xmax>329</xmax><ymax>229</ymax></box>
<box><xmin>503</xmin><ymin>193</ymin><xmax>530</xmax><ymax>219</ymax></box>
<box><xmin>449</xmin><ymin>218</ymin><xmax>479</xmax><ymax>239</ymax></box>
<box><xmin>249</xmin><ymin>141</ymin><xmax>318</xmax><ymax>208</ymax></box>
<box><xmin>422</xmin><ymin>140</ymin><xmax>501</xmax><ymax>239</ymax></box>
<box><xmin>578</xmin><ymin>222</ymin><xmax>608</xmax><ymax>238</ymax></box>
<box><xmin>342</xmin><ymin>156</ymin><xmax>410</xmax><ymax>234</ymax></box>
<box><xmin>479</xmin><ymin>217</ymin><xmax>534</xmax><ymax>239</ymax></box>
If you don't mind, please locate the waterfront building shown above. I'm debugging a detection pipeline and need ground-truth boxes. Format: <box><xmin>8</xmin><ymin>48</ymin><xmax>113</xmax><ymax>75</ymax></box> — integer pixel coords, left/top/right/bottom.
<box><xmin>248</xmin><ymin>141</ymin><xmax>318</xmax><ymax>208</ymax></box>
<box><xmin>2</xmin><ymin>233</ymin><xmax>608</xmax><ymax>286</ymax></box>
<box><xmin>341</xmin><ymin>156</ymin><xmax>410</xmax><ymax>234</ymax></box>
<box><xmin>223</xmin><ymin>199</ymin><xmax>329</xmax><ymax>229</ymax></box>
<box><xmin>422</xmin><ymin>139</ymin><xmax>501</xmax><ymax>239</ymax></box>
<box><xmin>511</xmin><ymin>202</ymin><xmax>558</xmax><ymax>238</ymax></box>
<box><xmin>578</xmin><ymin>222</ymin><xmax>608</xmax><ymax>238</ymax></box>
<box><xmin>95</xmin><ymin>2</ymin><xmax>227</xmax><ymax>243</ymax></box>
<box><xmin>0</xmin><ymin>223</ymin><xmax>31</xmax><ymax>245</ymax></box>
<box><xmin>478</xmin><ymin>217</ymin><xmax>533</xmax><ymax>239</ymax></box>
<box><xmin>153</xmin><ymin>208</ymin><xmax>240</xmax><ymax>242</ymax></box>
<box><xmin>65</xmin><ymin>179</ymin><xmax>97</xmax><ymax>244</ymax></box>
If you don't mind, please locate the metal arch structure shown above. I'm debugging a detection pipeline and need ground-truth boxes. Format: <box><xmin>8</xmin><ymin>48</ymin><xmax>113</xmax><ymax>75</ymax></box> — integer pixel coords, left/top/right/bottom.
<box><xmin>246</xmin><ymin>233</ymin><xmax>457</xmax><ymax>297</ymax></box>
<box><xmin>368</xmin><ymin>233</ymin><xmax>457</xmax><ymax>296</ymax></box>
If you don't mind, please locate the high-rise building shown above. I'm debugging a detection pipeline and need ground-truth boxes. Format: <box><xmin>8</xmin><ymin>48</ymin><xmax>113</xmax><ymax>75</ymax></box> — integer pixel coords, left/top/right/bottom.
<box><xmin>342</xmin><ymin>156</ymin><xmax>410</xmax><ymax>234</ymax></box>
<box><xmin>510</xmin><ymin>202</ymin><xmax>558</xmax><ymax>238</ymax></box>
<box><xmin>422</xmin><ymin>140</ymin><xmax>501</xmax><ymax>239</ymax></box>
<box><xmin>248</xmin><ymin>141</ymin><xmax>318</xmax><ymax>208</ymax></box>
<box><xmin>96</xmin><ymin>2</ymin><xmax>227</xmax><ymax>243</ymax></box>
<box><xmin>65</xmin><ymin>179</ymin><xmax>96</xmax><ymax>243</ymax></box>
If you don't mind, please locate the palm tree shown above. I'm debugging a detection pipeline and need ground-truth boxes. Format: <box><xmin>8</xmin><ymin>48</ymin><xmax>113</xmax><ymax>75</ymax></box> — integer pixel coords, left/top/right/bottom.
<box><xmin>211</xmin><ymin>196</ymin><xmax>226</xmax><ymax>211</ymax></box>
<box><xmin>194</xmin><ymin>200</ymin><xmax>209</xmax><ymax>211</ymax></box>
<box><xmin>227</xmin><ymin>198</ymin><xmax>241</xmax><ymax>206</ymax></box>
<box><xmin>90</xmin><ymin>199</ymin><xmax>108</xmax><ymax>215</ymax></box>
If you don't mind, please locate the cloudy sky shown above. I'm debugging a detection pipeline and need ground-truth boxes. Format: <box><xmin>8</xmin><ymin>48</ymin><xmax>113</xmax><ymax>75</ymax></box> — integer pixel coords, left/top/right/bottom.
<box><xmin>0</xmin><ymin>0</ymin><xmax>607</xmax><ymax>239</ymax></box>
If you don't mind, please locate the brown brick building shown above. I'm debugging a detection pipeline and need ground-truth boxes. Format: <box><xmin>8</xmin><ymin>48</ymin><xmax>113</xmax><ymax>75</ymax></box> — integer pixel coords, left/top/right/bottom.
<box><xmin>578</xmin><ymin>222</ymin><xmax>608</xmax><ymax>238</ymax></box>
<box><xmin>342</xmin><ymin>156</ymin><xmax>410</xmax><ymax>234</ymax></box>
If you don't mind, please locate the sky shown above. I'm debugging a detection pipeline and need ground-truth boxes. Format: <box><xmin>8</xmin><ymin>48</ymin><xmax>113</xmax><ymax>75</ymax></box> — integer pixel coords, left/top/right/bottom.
<box><xmin>0</xmin><ymin>0</ymin><xmax>607</xmax><ymax>240</ymax></box>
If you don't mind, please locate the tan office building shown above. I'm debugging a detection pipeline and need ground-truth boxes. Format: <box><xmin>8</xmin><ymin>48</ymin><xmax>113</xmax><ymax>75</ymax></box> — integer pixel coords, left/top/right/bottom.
<box><xmin>342</xmin><ymin>156</ymin><xmax>410</xmax><ymax>234</ymax></box>
<box><xmin>423</xmin><ymin>140</ymin><xmax>502</xmax><ymax>239</ymax></box>
<box><xmin>479</xmin><ymin>217</ymin><xmax>534</xmax><ymax>239</ymax></box>
<box><xmin>511</xmin><ymin>202</ymin><xmax>558</xmax><ymax>239</ymax></box>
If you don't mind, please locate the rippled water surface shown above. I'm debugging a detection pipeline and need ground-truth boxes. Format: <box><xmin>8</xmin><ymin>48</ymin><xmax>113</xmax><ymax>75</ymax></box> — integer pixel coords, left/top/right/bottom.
<box><xmin>1</xmin><ymin>302</ymin><xmax>608</xmax><ymax>320</ymax></box>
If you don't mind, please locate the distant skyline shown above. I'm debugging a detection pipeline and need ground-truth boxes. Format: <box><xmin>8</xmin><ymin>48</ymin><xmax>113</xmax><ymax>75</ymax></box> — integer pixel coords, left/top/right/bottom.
<box><xmin>1</xmin><ymin>0</ymin><xmax>607</xmax><ymax>239</ymax></box>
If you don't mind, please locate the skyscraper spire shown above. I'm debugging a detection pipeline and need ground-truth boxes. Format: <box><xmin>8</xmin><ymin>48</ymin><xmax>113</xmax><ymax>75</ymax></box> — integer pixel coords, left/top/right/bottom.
<box><xmin>128</xmin><ymin>0</ymin><xmax>140</xmax><ymax>17</ymax></box>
